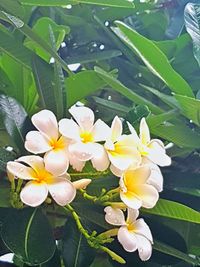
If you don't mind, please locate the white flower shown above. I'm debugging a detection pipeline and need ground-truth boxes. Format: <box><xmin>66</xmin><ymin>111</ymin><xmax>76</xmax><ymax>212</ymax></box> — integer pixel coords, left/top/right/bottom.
<box><xmin>119</xmin><ymin>165</ymin><xmax>159</xmax><ymax>209</ymax></box>
<box><xmin>104</xmin><ymin>206</ymin><xmax>153</xmax><ymax>261</ymax></box>
<box><xmin>7</xmin><ymin>155</ymin><xmax>76</xmax><ymax>207</ymax></box>
<box><xmin>127</xmin><ymin>118</ymin><xmax>171</xmax><ymax>166</ymax></box>
<box><xmin>25</xmin><ymin>109</ymin><xmax>69</xmax><ymax>176</ymax></box>
<box><xmin>59</xmin><ymin>106</ymin><xmax>110</xmax><ymax>171</ymax></box>
<box><xmin>105</xmin><ymin>116</ymin><xmax>141</xmax><ymax>175</ymax></box>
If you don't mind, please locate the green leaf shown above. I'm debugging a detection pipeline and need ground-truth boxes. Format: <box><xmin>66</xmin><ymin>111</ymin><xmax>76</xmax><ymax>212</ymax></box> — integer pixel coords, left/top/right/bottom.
<box><xmin>184</xmin><ymin>3</ymin><xmax>200</xmax><ymax>67</ymax></box>
<box><xmin>0</xmin><ymin>95</ymin><xmax>30</xmax><ymax>152</ymax></box>
<box><xmin>94</xmin><ymin>66</ymin><xmax>163</xmax><ymax>114</ymax></box>
<box><xmin>0</xmin><ymin>147</ymin><xmax>16</xmax><ymax>172</ymax></box>
<box><xmin>142</xmin><ymin>199</ymin><xmax>200</xmax><ymax>224</ymax></box>
<box><xmin>126</xmin><ymin>105</ymin><xmax>150</xmax><ymax>125</ymax></box>
<box><xmin>0</xmin><ymin>0</ymin><xmax>25</xmax><ymax>18</ymax></box>
<box><xmin>1</xmin><ymin>208</ymin><xmax>56</xmax><ymax>265</ymax></box>
<box><xmin>113</xmin><ymin>21</ymin><xmax>194</xmax><ymax>97</ymax></box>
<box><xmin>147</xmin><ymin>110</ymin><xmax>178</xmax><ymax>128</ymax></box>
<box><xmin>0</xmin><ymin>181</ymin><xmax>11</xmax><ymax>208</ymax></box>
<box><xmin>0</xmin><ymin>28</ymin><xmax>32</xmax><ymax>70</ymax></box>
<box><xmin>62</xmin><ymin>217</ymin><xmax>95</xmax><ymax>267</ymax></box>
<box><xmin>175</xmin><ymin>94</ymin><xmax>200</xmax><ymax>126</ymax></box>
<box><xmin>154</xmin><ymin>241</ymin><xmax>200</xmax><ymax>266</ymax></box>
<box><xmin>66</xmin><ymin>70</ymin><xmax>106</xmax><ymax>107</ymax></box>
<box><xmin>19</xmin><ymin>0</ymin><xmax>135</xmax><ymax>8</ymax></box>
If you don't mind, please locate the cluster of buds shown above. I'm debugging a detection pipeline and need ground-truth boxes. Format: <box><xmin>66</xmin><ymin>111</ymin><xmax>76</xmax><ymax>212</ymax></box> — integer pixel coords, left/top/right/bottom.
<box><xmin>7</xmin><ymin>106</ymin><xmax>171</xmax><ymax>261</ymax></box>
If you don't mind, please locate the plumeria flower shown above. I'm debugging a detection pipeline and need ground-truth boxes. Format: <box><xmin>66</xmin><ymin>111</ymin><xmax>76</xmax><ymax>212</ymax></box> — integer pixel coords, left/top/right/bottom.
<box><xmin>25</xmin><ymin>110</ymin><xmax>69</xmax><ymax>176</ymax></box>
<box><xmin>59</xmin><ymin>106</ymin><xmax>110</xmax><ymax>171</ymax></box>
<box><xmin>7</xmin><ymin>155</ymin><xmax>76</xmax><ymax>207</ymax></box>
<box><xmin>104</xmin><ymin>206</ymin><xmax>153</xmax><ymax>261</ymax></box>
<box><xmin>127</xmin><ymin>118</ymin><xmax>171</xmax><ymax>167</ymax></box>
<box><xmin>119</xmin><ymin>165</ymin><xmax>159</xmax><ymax>209</ymax></box>
<box><xmin>105</xmin><ymin>116</ymin><xmax>141</xmax><ymax>175</ymax></box>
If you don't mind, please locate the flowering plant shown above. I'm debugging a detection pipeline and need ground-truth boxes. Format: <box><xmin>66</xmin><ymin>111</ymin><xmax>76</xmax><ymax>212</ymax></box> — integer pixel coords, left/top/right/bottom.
<box><xmin>0</xmin><ymin>1</ymin><xmax>200</xmax><ymax>267</ymax></box>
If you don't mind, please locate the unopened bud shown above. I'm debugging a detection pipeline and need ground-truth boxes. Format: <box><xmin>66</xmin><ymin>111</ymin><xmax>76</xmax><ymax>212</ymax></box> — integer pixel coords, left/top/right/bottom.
<box><xmin>73</xmin><ymin>179</ymin><xmax>92</xmax><ymax>189</ymax></box>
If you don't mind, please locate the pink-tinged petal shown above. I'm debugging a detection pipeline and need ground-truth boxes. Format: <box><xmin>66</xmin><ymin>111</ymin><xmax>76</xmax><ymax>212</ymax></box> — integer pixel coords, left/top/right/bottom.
<box><xmin>69</xmin><ymin>153</ymin><xmax>85</xmax><ymax>172</ymax></box>
<box><xmin>91</xmin><ymin>144</ymin><xmax>110</xmax><ymax>171</ymax></box>
<box><xmin>73</xmin><ymin>179</ymin><xmax>91</xmax><ymax>189</ymax></box>
<box><xmin>120</xmin><ymin>191</ymin><xmax>142</xmax><ymax>210</ymax></box>
<box><xmin>69</xmin><ymin>142</ymin><xmax>94</xmax><ymax>161</ymax></box>
<box><xmin>127</xmin><ymin>208</ymin><xmax>139</xmax><ymax>223</ymax></box>
<box><xmin>59</xmin><ymin>119</ymin><xmax>80</xmax><ymax>141</ymax></box>
<box><xmin>134</xmin><ymin>184</ymin><xmax>159</xmax><ymax>209</ymax></box>
<box><xmin>118</xmin><ymin>226</ymin><xmax>137</xmax><ymax>252</ymax></box>
<box><xmin>69</xmin><ymin>106</ymin><xmax>94</xmax><ymax>131</ymax></box>
<box><xmin>92</xmin><ymin>119</ymin><xmax>111</xmax><ymax>142</ymax></box>
<box><xmin>111</xmin><ymin>116</ymin><xmax>123</xmax><ymax>142</ymax></box>
<box><xmin>25</xmin><ymin>131</ymin><xmax>51</xmax><ymax>154</ymax></box>
<box><xmin>135</xmin><ymin>234</ymin><xmax>152</xmax><ymax>261</ymax></box>
<box><xmin>140</xmin><ymin>118</ymin><xmax>150</xmax><ymax>145</ymax></box>
<box><xmin>123</xmin><ymin>166</ymin><xmax>151</xmax><ymax>188</ymax></box>
<box><xmin>47</xmin><ymin>178</ymin><xmax>76</xmax><ymax>206</ymax></box>
<box><xmin>7</xmin><ymin>161</ymin><xmax>36</xmax><ymax>180</ymax></box>
<box><xmin>147</xmin><ymin>140</ymin><xmax>171</xmax><ymax>166</ymax></box>
<box><xmin>127</xmin><ymin>121</ymin><xmax>140</xmax><ymax>144</ymax></box>
<box><xmin>134</xmin><ymin>219</ymin><xmax>153</xmax><ymax>242</ymax></box>
<box><xmin>20</xmin><ymin>181</ymin><xmax>48</xmax><ymax>207</ymax></box>
<box><xmin>44</xmin><ymin>149</ymin><xmax>69</xmax><ymax>176</ymax></box>
<box><xmin>110</xmin><ymin>164</ymin><xmax>123</xmax><ymax>177</ymax></box>
<box><xmin>16</xmin><ymin>155</ymin><xmax>45</xmax><ymax>173</ymax></box>
<box><xmin>104</xmin><ymin>206</ymin><xmax>126</xmax><ymax>226</ymax></box>
<box><xmin>32</xmin><ymin>110</ymin><xmax>58</xmax><ymax>140</ymax></box>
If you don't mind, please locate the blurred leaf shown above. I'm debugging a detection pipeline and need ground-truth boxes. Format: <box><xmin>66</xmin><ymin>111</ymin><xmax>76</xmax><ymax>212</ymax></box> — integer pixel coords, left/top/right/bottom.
<box><xmin>0</xmin><ymin>181</ymin><xmax>11</xmax><ymax>208</ymax></box>
<box><xmin>90</xmin><ymin>255</ymin><xmax>113</xmax><ymax>267</ymax></box>
<box><xmin>0</xmin><ymin>0</ymin><xmax>24</xmax><ymax>18</ymax></box>
<box><xmin>175</xmin><ymin>94</ymin><xmax>200</xmax><ymax>126</ymax></box>
<box><xmin>1</xmin><ymin>208</ymin><xmax>56</xmax><ymax>266</ymax></box>
<box><xmin>184</xmin><ymin>3</ymin><xmax>200</xmax><ymax>67</ymax></box>
<box><xmin>142</xmin><ymin>199</ymin><xmax>200</xmax><ymax>224</ymax></box>
<box><xmin>0</xmin><ymin>95</ymin><xmax>30</xmax><ymax>152</ymax></box>
<box><xmin>126</xmin><ymin>105</ymin><xmax>150</xmax><ymax>125</ymax></box>
<box><xmin>147</xmin><ymin>110</ymin><xmax>178</xmax><ymax>128</ymax></box>
<box><xmin>19</xmin><ymin>0</ymin><xmax>135</xmax><ymax>8</ymax></box>
<box><xmin>94</xmin><ymin>67</ymin><xmax>162</xmax><ymax>114</ymax></box>
<box><xmin>113</xmin><ymin>21</ymin><xmax>194</xmax><ymax>97</ymax></box>
<box><xmin>92</xmin><ymin>97</ymin><xmax>130</xmax><ymax>114</ymax></box>
<box><xmin>62</xmin><ymin>217</ymin><xmax>95</xmax><ymax>267</ymax></box>
<box><xmin>0</xmin><ymin>147</ymin><xmax>16</xmax><ymax>172</ymax></box>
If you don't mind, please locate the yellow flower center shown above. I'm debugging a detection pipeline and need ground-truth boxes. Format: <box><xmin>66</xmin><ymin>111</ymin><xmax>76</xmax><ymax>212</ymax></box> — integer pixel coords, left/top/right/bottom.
<box><xmin>138</xmin><ymin>144</ymin><xmax>149</xmax><ymax>156</ymax></box>
<box><xmin>34</xmin><ymin>169</ymin><xmax>53</xmax><ymax>183</ymax></box>
<box><xmin>127</xmin><ymin>222</ymin><xmax>135</xmax><ymax>232</ymax></box>
<box><xmin>80</xmin><ymin>131</ymin><xmax>94</xmax><ymax>143</ymax></box>
<box><xmin>49</xmin><ymin>137</ymin><xmax>65</xmax><ymax>150</ymax></box>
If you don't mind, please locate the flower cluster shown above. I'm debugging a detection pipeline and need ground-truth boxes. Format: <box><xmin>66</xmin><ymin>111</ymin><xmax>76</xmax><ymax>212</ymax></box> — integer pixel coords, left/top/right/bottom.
<box><xmin>6</xmin><ymin>106</ymin><xmax>171</xmax><ymax>261</ymax></box>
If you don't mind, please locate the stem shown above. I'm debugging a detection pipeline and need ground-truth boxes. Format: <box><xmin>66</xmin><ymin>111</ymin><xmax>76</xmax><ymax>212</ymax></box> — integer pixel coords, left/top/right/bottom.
<box><xmin>16</xmin><ymin>179</ymin><xmax>23</xmax><ymax>193</ymax></box>
<box><xmin>69</xmin><ymin>170</ymin><xmax>110</xmax><ymax>178</ymax></box>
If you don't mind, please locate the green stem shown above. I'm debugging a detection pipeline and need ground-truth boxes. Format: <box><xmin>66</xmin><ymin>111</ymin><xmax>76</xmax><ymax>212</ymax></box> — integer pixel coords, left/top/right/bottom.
<box><xmin>69</xmin><ymin>170</ymin><xmax>110</xmax><ymax>178</ymax></box>
<box><xmin>16</xmin><ymin>179</ymin><xmax>23</xmax><ymax>193</ymax></box>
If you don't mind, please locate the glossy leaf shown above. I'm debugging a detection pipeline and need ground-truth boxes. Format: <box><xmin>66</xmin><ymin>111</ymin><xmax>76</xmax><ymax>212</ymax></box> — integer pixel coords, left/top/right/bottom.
<box><xmin>1</xmin><ymin>208</ymin><xmax>56</xmax><ymax>265</ymax></box>
<box><xmin>142</xmin><ymin>199</ymin><xmax>200</xmax><ymax>224</ymax></box>
<box><xmin>62</xmin><ymin>217</ymin><xmax>95</xmax><ymax>267</ymax></box>
<box><xmin>113</xmin><ymin>21</ymin><xmax>194</xmax><ymax>97</ymax></box>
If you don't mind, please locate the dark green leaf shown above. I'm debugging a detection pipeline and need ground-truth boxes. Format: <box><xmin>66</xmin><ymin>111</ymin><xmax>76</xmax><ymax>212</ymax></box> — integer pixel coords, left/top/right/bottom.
<box><xmin>0</xmin><ymin>148</ymin><xmax>16</xmax><ymax>172</ymax></box>
<box><xmin>0</xmin><ymin>0</ymin><xmax>25</xmax><ymax>18</ymax></box>
<box><xmin>1</xmin><ymin>208</ymin><xmax>56</xmax><ymax>265</ymax></box>
<box><xmin>126</xmin><ymin>105</ymin><xmax>150</xmax><ymax>125</ymax></box>
<box><xmin>62</xmin><ymin>217</ymin><xmax>95</xmax><ymax>267</ymax></box>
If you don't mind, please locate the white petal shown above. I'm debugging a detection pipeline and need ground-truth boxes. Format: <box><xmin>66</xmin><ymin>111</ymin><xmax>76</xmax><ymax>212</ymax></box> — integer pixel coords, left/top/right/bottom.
<box><xmin>44</xmin><ymin>149</ymin><xmax>69</xmax><ymax>176</ymax></box>
<box><xmin>69</xmin><ymin>142</ymin><xmax>94</xmax><ymax>161</ymax></box>
<box><xmin>73</xmin><ymin>179</ymin><xmax>91</xmax><ymax>189</ymax></box>
<box><xmin>7</xmin><ymin>161</ymin><xmax>36</xmax><ymax>180</ymax></box>
<box><xmin>69</xmin><ymin>153</ymin><xmax>86</xmax><ymax>172</ymax></box>
<box><xmin>91</xmin><ymin>144</ymin><xmax>110</xmax><ymax>171</ymax></box>
<box><xmin>134</xmin><ymin>219</ymin><xmax>153</xmax><ymax>242</ymax></box>
<box><xmin>20</xmin><ymin>181</ymin><xmax>48</xmax><ymax>207</ymax></box>
<box><xmin>59</xmin><ymin>119</ymin><xmax>80</xmax><ymax>141</ymax></box>
<box><xmin>110</xmin><ymin>164</ymin><xmax>123</xmax><ymax>177</ymax></box>
<box><xmin>104</xmin><ymin>206</ymin><xmax>126</xmax><ymax>226</ymax></box>
<box><xmin>92</xmin><ymin>119</ymin><xmax>111</xmax><ymax>142</ymax></box>
<box><xmin>135</xmin><ymin>234</ymin><xmax>152</xmax><ymax>261</ymax></box>
<box><xmin>123</xmin><ymin>166</ymin><xmax>151</xmax><ymax>187</ymax></box>
<box><xmin>127</xmin><ymin>121</ymin><xmax>140</xmax><ymax>144</ymax></box>
<box><xmin>127</xmin><ymin>208</ymin><xmax>139</xmax><ymax>223</ymax></box>
<box><xmin>147</xmin><ymin>163</ymin><xmax>163</xmax><ymax>192</ymax></box>
<box><xmin>69</xmin><ymin>106</ymin><xmax>94</xmax><ymax>131</ymax></box>
<box><xmin>32</xmin><ymin>109</ymin><xmax>58</xmax><ymax>140</ymax></box>
<box><xmin>111</xmin><ymin>116</ymin><xmax>123</xmax><ymax>142</ymax></box>
<box><xmin>25</xmin><ymin>131</ymin><xmax>51</xmax><ymax>154</ymax></box>
<box><xmin>134</xmin><ymin>184</ymin><xmax>159</xmax><ymax>209</ymax></box>
<box><xmin>120</xmin><ymin>191</ymin><xmax>142</xmax><ymax>210</ymax></box>
<box><xmin>147</xmin><ymin>140</ymin><xmax>171</xmax><ymax>166</ymax></box>
<box><xmin>47</xmin><ymin>178</ymin><xmax>76</xmax><ymax>206</ymax></box>
<box><xmin>118</xmin><ymin>226</ymin><xmax>137</xmax><ymax>252</ymax></box>
<box><xmin>140</xmin><ymin>118</ymin><xmax>150</xmax><ymax>145</ymax></box>
<box><xmin>16</xmin><ymin>155</ymin><xmax>44</xmax><ymax>173</ymax></box>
